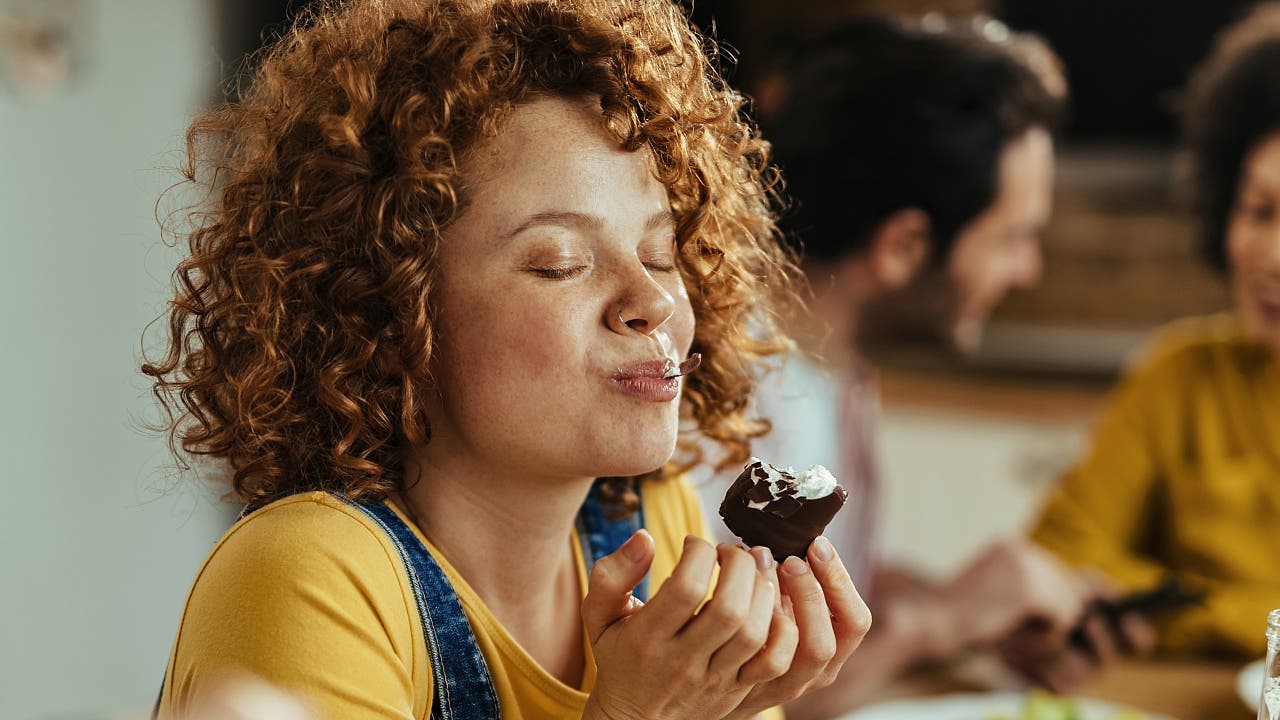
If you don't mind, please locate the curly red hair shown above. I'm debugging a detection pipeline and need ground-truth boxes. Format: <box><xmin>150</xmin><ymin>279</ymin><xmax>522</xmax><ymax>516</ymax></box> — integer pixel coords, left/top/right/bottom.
<box><xmin>144</xmin><ymin>0</ymin><xmax>795</xmax><ymax>505</ymax></box>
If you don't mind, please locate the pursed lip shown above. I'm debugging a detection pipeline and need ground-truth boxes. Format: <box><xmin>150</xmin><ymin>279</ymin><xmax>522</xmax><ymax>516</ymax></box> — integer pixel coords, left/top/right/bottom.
<box><xmin>612</xmin><ymin>358</ymin><xmax>676</xmax><ymax>380</ymax></box>
<box><xmin>1254</xmin><ymin>296</ymin><xmax>1280</xmax><ymax>325</ymax></box>
<box><xmin>610</xmin><ymin>358</ymin><xmax>680</xmax><ymax>402</ymax></box>
<box><xmin>1246</xmin><ymin>283</ymin><xmax>1280</xmax><ymax>323</ymax></box>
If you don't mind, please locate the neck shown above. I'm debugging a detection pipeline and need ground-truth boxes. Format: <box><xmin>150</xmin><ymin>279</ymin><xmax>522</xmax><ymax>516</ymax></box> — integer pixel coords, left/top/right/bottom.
<box><xmin>398</xmin><ymin>442</ymin><xmax>589</xmax><ymax>610</ymax></box>
<box><xmin>397</xmin><ymin>437</ymin><xmax>591</xmax><ymax>686</ymax></box>
<box><xmin>787</xmin><ymin>257</ymin><xmax>878</xmax><ymax>369</ymax></box>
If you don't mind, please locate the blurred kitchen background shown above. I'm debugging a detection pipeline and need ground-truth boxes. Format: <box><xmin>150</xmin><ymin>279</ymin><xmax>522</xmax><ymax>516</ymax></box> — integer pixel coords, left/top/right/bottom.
<box><xmin>0</xmin><ymin>0</ymin><xmax>1250</xmax><ymax>717</ymax></box>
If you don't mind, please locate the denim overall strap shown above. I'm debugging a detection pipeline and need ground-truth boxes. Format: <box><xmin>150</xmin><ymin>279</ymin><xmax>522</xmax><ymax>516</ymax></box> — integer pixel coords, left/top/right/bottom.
<box><xmin>155</xmin><ymin>485</ymin><xmax>646</xmax><ymax>720</ymax></box>
<box><xmin>338</xmin><ymin>497</ymin><xmax>501</xmax><ymax>720</ymax></box>
<box><xmin>576</xmin><ymin>479</ymin><xmax>649</xmax><ymax>602</ymax></box>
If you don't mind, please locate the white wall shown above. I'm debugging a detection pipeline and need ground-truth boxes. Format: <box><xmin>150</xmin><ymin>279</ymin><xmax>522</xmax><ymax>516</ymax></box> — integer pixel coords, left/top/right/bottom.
<box><xmin>0</xmin><ymin>3</ymin><xmax>232</xmax><ymax>718</ymax></box>
<box><xmin>878</xmin><ymin>407</ymin><xmax>1088</xmax><ymax>580</ymax></box>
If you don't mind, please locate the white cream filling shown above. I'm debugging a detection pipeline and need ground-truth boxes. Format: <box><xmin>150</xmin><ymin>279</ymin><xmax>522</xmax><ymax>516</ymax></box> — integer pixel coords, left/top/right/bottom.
<box><xmin>744</xmin><ymin>457</ymin><xmax>837</xmax><ymax>508</ymax></box>
<box><xmin>793</xmin><ymin>464</ymin><xmax>837</xmax><ymax>499</ymax></box>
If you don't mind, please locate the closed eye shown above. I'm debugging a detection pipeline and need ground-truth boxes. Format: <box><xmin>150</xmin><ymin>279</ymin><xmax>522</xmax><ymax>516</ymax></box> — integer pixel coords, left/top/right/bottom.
<box><xmin>1242</xmin><ymin>203</ymin><xmax>1276</xmax><ymax>222</ymax></box>
<box><xmin>643</xmin><ymin>261</ymin><xmax>677</xmax><ymax>273</ymax></box>
<box><xmin>530</xmin><ymin>265</ymin><xmax>588</xmax><ymax>280</ymax></box>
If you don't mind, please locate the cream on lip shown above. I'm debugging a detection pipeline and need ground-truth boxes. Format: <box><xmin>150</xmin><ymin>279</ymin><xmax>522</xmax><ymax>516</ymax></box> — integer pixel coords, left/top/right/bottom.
<box><xmin>612</xmin><ymin>358</ymin><xmax>677</xmax><ymax>379</ymax></box>
<box><xmin>609</xmin><ymin>355</ymin><xmax>703</xmax><ymax>402</ymax></box>
<box><xmin>612</xmin><ymin>353</ymin><xmax>701</xmax><ymax>381</ymax></box>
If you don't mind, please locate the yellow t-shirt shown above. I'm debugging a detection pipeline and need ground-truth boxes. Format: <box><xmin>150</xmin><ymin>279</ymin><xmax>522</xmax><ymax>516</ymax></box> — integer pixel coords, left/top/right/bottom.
<box><xmin>1031</xmin><ymin>314</ymin><xmax>1280</xmax><ymax>658</ymax></box>
<box><xmin>157</xmin><ymin>475</ymin><xmax>785</xmax><ymax>719</ymax></box>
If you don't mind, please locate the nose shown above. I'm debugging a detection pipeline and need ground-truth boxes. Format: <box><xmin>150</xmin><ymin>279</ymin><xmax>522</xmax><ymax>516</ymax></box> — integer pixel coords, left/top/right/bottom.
<box><xmin>607</xmin><ymin>264</ymin><xmax>676</xmax><ymax>336</ymax></box>
<box><xmin>1014</xmin><ymin>237</ymin><xmax>1044</xmax><ymax>289</ymax></box>
<box><xmin>1262</xmin><ymin>224</ymin><xmax>1280</xmax><ymax>273</ymax></box>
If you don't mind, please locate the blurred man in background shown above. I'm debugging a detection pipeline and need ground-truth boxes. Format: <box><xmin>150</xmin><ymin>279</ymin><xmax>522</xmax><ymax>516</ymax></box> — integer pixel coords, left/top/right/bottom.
<box><xmin>696</xmin><ymin>16</ymin><xmax>1153</xmax><ymax>717</ymax></box>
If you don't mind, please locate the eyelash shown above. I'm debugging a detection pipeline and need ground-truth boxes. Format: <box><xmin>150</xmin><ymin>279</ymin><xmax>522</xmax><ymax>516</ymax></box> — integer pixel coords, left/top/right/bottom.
<box><xmin>530</xmin><ymin>261</ymin><xmax>678</xmax><ymax>280</ymax></box>
<box><xmin>532</xmin><ymin>266</ymin><xmax>588</xmax><ymax>280</ymax></box>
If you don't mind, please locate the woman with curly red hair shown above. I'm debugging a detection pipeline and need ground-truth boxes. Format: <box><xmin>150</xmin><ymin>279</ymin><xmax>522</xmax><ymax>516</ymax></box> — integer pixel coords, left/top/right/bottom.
<box><xmin>146</xmin><ymin>0</ymin><xmax>870</xmax><ymax>718</ymax></box>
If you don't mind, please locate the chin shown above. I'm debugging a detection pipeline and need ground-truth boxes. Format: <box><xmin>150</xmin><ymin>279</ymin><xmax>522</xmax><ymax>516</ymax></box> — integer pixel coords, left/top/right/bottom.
<box><xmin>602</xmin><ymin>452</ymin><xmax>677</xmax><ymax>477</ymax></box>
<box><xmin>591</xmin><ymin>438</ymin><xmax>678</xmax><ymax>478</ymax></box>
<box><xmin>950</xmin><ymin>316</ymin><xmax>986</xmax><ymax>356</ymax></box>
<box><xmin>1243</xmin><ymin>318</ymin><xmax>1280</xmax><ymax>355</ymax></box>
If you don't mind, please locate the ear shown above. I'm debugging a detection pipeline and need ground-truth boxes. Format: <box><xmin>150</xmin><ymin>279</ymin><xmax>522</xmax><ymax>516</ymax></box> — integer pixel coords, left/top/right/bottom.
<box><xmin>752</xmin><ymin>71</ymin><xmax>790</xmax><ymax>121</ymax></box>
<box><xmin>866</xmin><ymin>209</ymin><xmax>931</xmax><ymax>290</ymax></box>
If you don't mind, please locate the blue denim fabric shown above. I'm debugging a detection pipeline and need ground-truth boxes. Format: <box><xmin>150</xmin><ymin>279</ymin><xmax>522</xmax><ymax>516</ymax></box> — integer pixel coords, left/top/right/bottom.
<box><xmin>339</xmin><ymin>497</ymin><xmax>502</xmax><ymax>720</ymax></box>
<box><xmin>575</xmin><ymin>479</ymin><xmax>650</xmax><ymax>603</ymax></box>
<box><xmin>154</xmin><ymin>481</ymin><xmax>645</xmax><ymax>720</ymax></box>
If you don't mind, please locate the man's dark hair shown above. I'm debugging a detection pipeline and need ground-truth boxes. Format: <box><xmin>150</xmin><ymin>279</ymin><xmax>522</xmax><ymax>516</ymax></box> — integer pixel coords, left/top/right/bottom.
<box><xmin>1184</xmin><ymin>3</ymin><xmax>1280</xmax><ymax>272</ymax></box>
<box><xmin>761</xmin><ymin>16</ymin><xmax>1066</xmax><ymax>264</ymax></box>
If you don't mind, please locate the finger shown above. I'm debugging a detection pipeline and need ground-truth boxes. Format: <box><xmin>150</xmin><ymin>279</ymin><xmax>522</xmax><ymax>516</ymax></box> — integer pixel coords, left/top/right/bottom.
<box><xmin>1034</xmin><ymin>583</ymin><xmax>1090</xmax><ymax>634</ymax></box>
<box><xmin>643</xmin><ymin>535</ymin><xmax>718</xmax><ymax>637</ymax></box>
<box><xmin>1038</xmin><ymin>650</ymin><xmax>1094</xmax><ymax>693</ymax></box>
<box><xmin>581</xmin><ymin>529</ymin><xmax>655</xmax><ymax>644</ymax></box>
<box><xmin>1117</xmin><ymin>612</ymin><xmax>1158</xmax><ymax>655</ymax></box>
<box><xmin>1022</xmin><ymin>548</ymin><xmax>1091</xmax><ymax>631</ymax></box>
<box><xmin>808</xmin><ymin>536</ymin><xmax>872</xmax><ymax>672</ymax></box>
<box><xmin>739</xmin><ymin>602</ymin><xmax>800</xmax><ymax>686</ymax></box>
<box><xmin>738</xmin><ymin>550</ymin><xmax>799</xmax><ymax>685</ymax></box>
<box><xmin>1004</xmin><ymin>631</ymin><xmax>1095</xmax><ymax>694</ymax></box>
<box><xmin>682</xmin><ymin>544</ymin><xmax>760</xmax><ymax>651</ymax></box>
<box><xmin>1080</xmin><ymin>613</ymin><xmax>1118</xmax><ymax>666</ymax></box>
<box><xmin>709</xmin><ymin>549</ymin><xmax>778</xmax><ymax>678</ymax></box>
<box><xmin>754</xmin><ymin>547</ymin><xmax>784</xmax><ymax>614</ymax></box>
<box><xmin>777</xmin><ymin>555</ymin><xmax>837</xmax><ymax>681</ymax></box>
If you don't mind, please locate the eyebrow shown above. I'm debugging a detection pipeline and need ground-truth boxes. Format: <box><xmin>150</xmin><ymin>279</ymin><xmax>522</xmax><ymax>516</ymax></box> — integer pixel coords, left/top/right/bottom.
<box><xmin>501</xmin><ymin>210</ymin><xmax>675</xmax><ymax>241</ymax></box>
<box><xmin>1242</xmin><ymin>174</ymin><xmax>1279</xmax><ymax>196</ymax></box>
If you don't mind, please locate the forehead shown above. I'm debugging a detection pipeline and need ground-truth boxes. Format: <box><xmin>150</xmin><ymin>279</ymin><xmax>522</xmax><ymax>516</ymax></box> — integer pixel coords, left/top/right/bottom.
<box><xmin>990</xmin><ymin>127</ymin><xmax>1054</xmax><ymax>217</ymax></box>
<box><xmin>1242</xmin><ymin>132</ymin><xmax>1280</xmax><ymax>190</ymax></box>
<box><xmin>457</xmin><ymin>96</ymin><xmax>669</xmax><ymax>221</ymax></box>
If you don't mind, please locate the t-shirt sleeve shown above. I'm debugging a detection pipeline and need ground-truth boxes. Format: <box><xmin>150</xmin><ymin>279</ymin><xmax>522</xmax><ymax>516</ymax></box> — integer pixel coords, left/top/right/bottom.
<box><xmin>1029</xmin><ymin>357</ymin><xmax>1168</xmax><ymax>592</ymax></box>
<box><xmin>158</xmin><ymin>497</ymin><xmax>427</xmax><ymax>720</ymax></box>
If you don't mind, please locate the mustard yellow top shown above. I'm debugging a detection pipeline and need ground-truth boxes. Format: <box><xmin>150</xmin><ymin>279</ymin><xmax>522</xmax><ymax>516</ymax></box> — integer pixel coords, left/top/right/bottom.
<box><xmin>1031</xmin><ymin>314</ymin><xmax>1280</xmax><ymax>658</ymax></box>
<box><xmin>157</xmin><ymin>475</ymin><xmax>784</xmax><ymax>719</ymax></box>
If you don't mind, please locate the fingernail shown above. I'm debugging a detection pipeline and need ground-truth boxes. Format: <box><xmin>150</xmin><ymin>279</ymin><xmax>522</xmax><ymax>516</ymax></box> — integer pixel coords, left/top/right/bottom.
<box><xmin>781</xmin><ymin>556</ymin><xmax>809</xmax><ymax>576</ymax></box>
<box><xmin>751</xmin><ymin>547</ymin><xmax>774</xmax><ymax>571</ymax></box>
<box><xmin>622</xmin><ymin>530</ymin><xmax>650</xmax><ymax>563</ymax></box>
<box><xmin>813</xmin><ymin>536</ymin><xmax>834</xmax><ymax>562</ymax></box>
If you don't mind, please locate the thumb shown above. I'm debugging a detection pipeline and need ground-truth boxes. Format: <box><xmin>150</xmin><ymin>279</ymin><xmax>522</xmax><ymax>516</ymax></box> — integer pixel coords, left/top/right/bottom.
<box><xmin>582</xmin><ymin>529</ymin><xmax>655</xmax><ymax>644</ymax></box>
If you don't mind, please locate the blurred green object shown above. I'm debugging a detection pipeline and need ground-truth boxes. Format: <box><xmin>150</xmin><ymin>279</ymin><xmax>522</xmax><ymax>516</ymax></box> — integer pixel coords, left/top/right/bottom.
<box><xmin>1020</xmin><ymin>690</ymin><xmax>1081</xmax><ymax>720</ymax></box>
<box><xmin>988</xmin><ymin>690</ymin><xmax>1146</xmax><ymax>720</ymax></box>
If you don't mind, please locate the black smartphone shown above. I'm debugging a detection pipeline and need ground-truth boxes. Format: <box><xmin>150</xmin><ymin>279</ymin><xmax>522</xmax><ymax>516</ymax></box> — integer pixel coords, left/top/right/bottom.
<box><xmin>1067</xmin><ymin>578</ymin><xmax>1205</xmax><ymax>651</ymax></box>
<box><xmin>1092</xmin><ymin>578</ymin><xmax>1206</xmax><ymax>620</ymax></box>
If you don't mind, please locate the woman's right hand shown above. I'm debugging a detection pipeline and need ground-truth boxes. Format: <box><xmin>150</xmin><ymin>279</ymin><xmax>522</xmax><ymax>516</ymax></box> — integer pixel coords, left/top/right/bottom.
<box><xmin>581</xmin><ymin>531</ymin><xmax>792</xmax><ymax>720</ymax></box>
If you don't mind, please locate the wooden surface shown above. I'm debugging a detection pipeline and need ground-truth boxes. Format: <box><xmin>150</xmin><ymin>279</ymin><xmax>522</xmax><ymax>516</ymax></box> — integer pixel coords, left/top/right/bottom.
<box><xmin>878</xmin><ymin>365</ymin><xmax>1110</xmax><ymax>423</ymax></box>
<box><xmin>870</xmin><ymin>659</ymin><xmax>1252</xmax><ymax>720</ymax></box>
<box><xmin>1082</xmin><ymin>661</ymin><xmax>1250</xmax><ymax>720</ymax></box>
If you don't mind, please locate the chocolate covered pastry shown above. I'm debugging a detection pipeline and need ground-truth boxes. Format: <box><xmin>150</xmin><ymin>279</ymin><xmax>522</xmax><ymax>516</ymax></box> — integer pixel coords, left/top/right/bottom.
<box><xmin>719</xmin><ymin>458</ymin><xmax>847</xmax><ymax>561</ymax></box>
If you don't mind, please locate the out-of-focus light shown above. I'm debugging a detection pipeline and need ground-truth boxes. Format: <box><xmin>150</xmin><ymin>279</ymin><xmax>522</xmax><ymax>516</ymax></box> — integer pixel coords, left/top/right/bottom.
<box><xmin>0</xmin><ymin>0</ymin><xmax>88</xmax><ymax>102</ymax></box>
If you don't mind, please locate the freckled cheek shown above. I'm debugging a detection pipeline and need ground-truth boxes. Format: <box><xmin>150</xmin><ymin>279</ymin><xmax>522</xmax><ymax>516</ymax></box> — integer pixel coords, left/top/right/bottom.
<box><xmin>441</xmin><ymin>294</ymin><xmax>588</xmax><ymax>384</ymax></box>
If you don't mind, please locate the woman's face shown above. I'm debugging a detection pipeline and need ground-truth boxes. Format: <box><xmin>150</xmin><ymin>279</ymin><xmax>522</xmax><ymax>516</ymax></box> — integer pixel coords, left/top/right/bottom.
<box><xmin>424</xmin><ymin>96</ymin><xmax>695</xmax><ymax>482</ymax></box>
<box><xmin>1228</xmin><ymin>131</ymin><xmax>1280</xmax><ymax>352</ymax></box>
